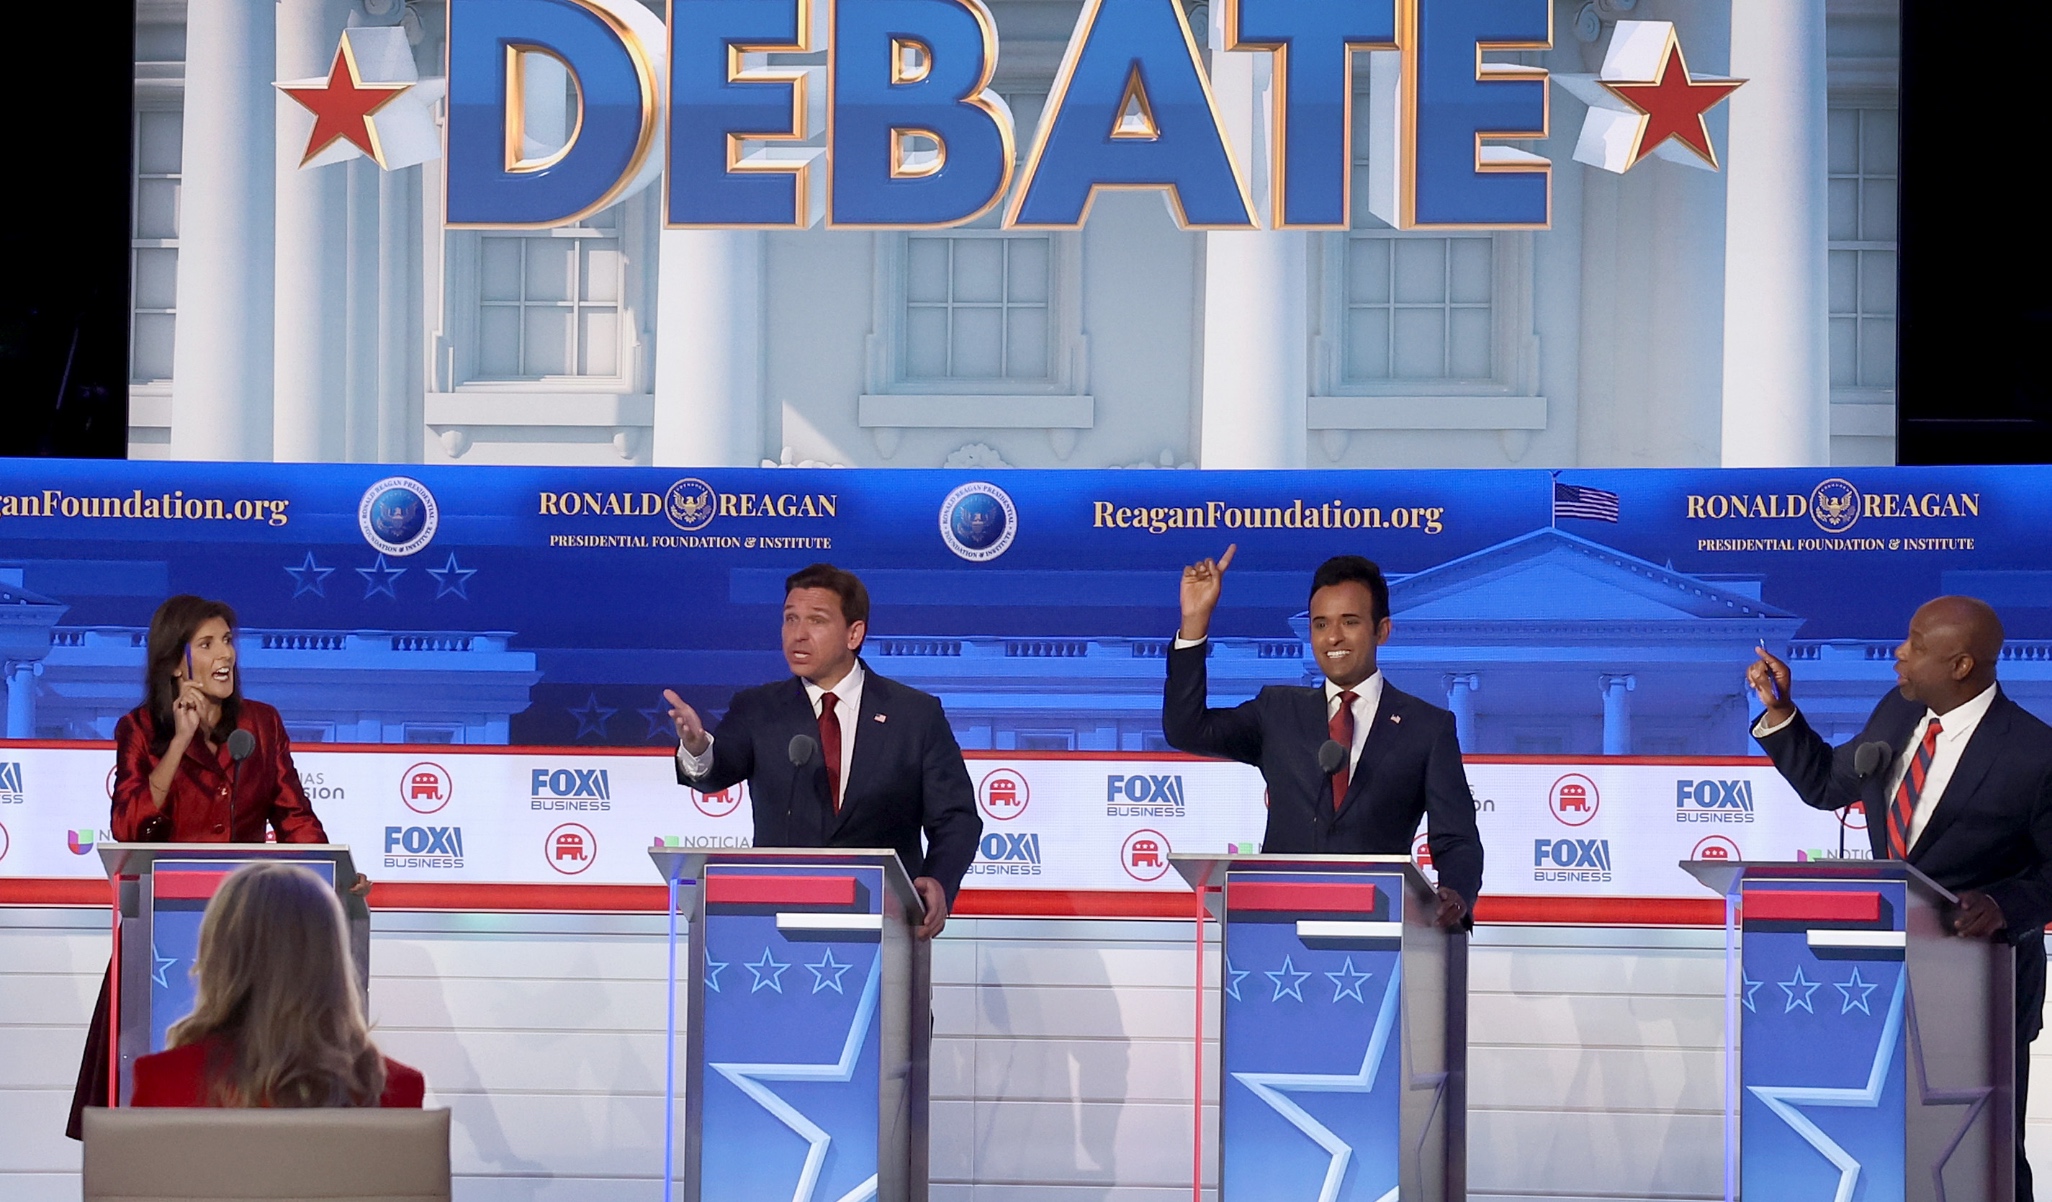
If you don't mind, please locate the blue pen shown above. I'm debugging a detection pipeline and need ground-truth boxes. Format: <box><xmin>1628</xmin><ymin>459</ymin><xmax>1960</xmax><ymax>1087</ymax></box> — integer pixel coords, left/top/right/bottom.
<box><xmin>186</xmin><ymin>644</ymin><xmax>193</xmax><ymax>680</ymax></box>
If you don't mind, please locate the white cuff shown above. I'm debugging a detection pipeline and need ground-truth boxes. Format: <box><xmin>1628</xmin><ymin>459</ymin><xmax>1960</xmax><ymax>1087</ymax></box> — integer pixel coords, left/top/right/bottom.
<box><xmin>676</xmin><ymin>736</ymin><xmax>715</xmax><ymax>778</ymax></box>
<box><xmin>1751</xmin><ymin>710</ymin><xmax>1797</xmax><ymax>739</ymax></box>
<box><xmin>1172</xmin><ymin>634</ymin><xmax>1206</xmax><ymax>649</ymax></box>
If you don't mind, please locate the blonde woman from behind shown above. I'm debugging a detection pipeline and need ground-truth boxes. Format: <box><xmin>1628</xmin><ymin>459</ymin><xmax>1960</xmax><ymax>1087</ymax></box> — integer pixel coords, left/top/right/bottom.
<box><xmin>131</xmin><ymin>863</ymin><xmax>424</xmax><ymax>1108</ymax></box>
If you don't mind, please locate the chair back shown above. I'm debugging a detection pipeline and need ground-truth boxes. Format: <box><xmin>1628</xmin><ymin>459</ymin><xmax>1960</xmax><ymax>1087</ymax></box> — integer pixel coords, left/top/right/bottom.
<box><xmin>82</xmin><ymin>1107</ymin><xmax>451</xmax><ymax>1201</ymax></box>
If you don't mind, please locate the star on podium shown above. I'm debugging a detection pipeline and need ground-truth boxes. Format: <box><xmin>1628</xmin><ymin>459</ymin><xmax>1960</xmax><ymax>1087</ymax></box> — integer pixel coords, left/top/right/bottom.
<box><xmin>1551</xmin><ymin>21</ymin><xmax>1744</xmax><ymax>175</ymax></box>
<box><xmin>277</xmin><ymin>41</ymin><xmax>411</xmax><ymax>168</ymax></box>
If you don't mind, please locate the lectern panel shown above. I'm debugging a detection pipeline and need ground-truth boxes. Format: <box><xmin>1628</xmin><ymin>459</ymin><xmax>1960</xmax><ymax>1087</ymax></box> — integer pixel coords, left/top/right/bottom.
<box><xmin>1221</xmin><ymin>868</ymin><xmax>1410</xmax><ymax>1202</ymax></box>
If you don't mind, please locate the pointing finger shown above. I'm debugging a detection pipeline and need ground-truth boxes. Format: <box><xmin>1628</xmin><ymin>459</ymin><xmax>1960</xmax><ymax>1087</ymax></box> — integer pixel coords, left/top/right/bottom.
<box><xmin>1216</xmin><ymin>544</ymin><xmax>1238</xmax><ymax>572</ymax></box>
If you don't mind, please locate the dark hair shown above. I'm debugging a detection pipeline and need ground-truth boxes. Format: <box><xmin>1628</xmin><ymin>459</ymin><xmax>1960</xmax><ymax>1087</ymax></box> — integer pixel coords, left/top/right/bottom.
<box><xmin>784</xmin><ymin>563</ymin><xmax>871</xmax><ymax>628</ymax></box>
<box><xmin>1308</xmin><ymin>556</ymin><xmax>1390</xmax><ymax>624</ymax></box>
<box><xmin>143</xmin><ymin>594</ymin><xmax>242</xmax><ymax>756</ymax></box>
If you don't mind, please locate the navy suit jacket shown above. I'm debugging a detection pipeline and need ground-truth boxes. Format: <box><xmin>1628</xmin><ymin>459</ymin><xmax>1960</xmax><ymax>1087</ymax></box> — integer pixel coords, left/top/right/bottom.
<box><xmin>1162</xmin><ymin>642</ymin><xmax>1485</xmax><ymax>906</ymax></box>
<box><xmin>678</xmin><ymin>664</ymin><xmax>982</xmax><ymax>902</ymax></box>
<box><xmin>1758</xmin><ymin>686</ymin><xmax>2052</xmax><ymax>1037</ymax></box>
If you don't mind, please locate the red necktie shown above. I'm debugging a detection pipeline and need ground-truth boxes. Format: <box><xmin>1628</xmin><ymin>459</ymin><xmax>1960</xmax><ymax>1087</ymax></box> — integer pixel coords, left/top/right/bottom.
<box><xmin>818</xmin><ymin>691</ymin><xmax>843</xmax><ymax>812</ymax></box>
<box><xmin>1886</xmin><ymin>717</ymin><xmax>1942</xmax><ymax>858</ymax></box>
<box><xmin>1329</xmin><ymin>690</ymin><xmax>1357</xmax><ymax>811</ymax></box>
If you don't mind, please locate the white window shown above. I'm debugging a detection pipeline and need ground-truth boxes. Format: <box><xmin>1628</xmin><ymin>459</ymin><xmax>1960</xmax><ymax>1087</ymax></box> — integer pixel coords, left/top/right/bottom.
<box><xmin>1828</xmin><ymin>107</ymin><xmax>1897</xmax><ymax>394</ymax></box>
<box><xmin>131</xmin><ymin>108</ymin><xmax>182</xmax><ymax>383</ymax></box>
<box><xmin>475</xmin><ymin>208</ymin><xmax>625</xmax><ymax>380</ymax></box>
<box><xmin>1342</xmin><ymin>234</ymin><xmax>1494</xmax><ymax>383</ymax></box>
<box><xmin>903</xmin><ymin>235</ymin><xmax>1053</xmax><ymax>383</ymax></box>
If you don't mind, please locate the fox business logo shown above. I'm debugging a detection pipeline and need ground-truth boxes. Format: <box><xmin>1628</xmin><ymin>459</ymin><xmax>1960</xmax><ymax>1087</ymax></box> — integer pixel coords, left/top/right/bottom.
<box><xmin>1676</xmin><ymin>779</ymin><xmax>1755</xmax><ymax>823</ymax></box>
<box><xmin>1107</xmin><ymin>773</ymin><xmax>1185</xmax><ymax>818</ymax></box>
<box><xmin>531</xmin><ymin>767</ymin><xmax>612</xmax><ymax>811</ymax></box>
<box><xmin>0</xmin><ymin>762</ymin><xmax>23</xmax><ymax>804</ymax></box>
<box><xmin>384</xmin><ymin>826</ymin><xmax>465</xmax><ymax>869</ymax></box>
<box><xmin>1533</xmin><ymin>838</ymin><xmax>1613</xmax><ymax>883</ymax></box>
<box><xmin>968</xmin><ymin>831</ymin><xmax>1043</xmax><ymax>877</ymax></box>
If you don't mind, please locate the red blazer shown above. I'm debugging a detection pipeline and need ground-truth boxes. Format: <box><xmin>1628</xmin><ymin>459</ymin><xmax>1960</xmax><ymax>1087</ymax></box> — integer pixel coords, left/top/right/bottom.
<box><xmin>132</xmin><ymin>1037</ymin><xmax>425</xmax><ymax>1108</ymax></box>
<box><xmin>111</xmin><ymin>700</ymin><xmax>328</xmax><ymax>844</ymax></box>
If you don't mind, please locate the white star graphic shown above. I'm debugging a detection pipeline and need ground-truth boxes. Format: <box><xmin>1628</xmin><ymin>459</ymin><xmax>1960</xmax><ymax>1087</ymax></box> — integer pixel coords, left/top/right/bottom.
<box><xmin>703</xmin><ymin>951</ymin><xmax>729</xmax><ymax>993</ymax></box>
<box><xmin>1742</xmin><ymin>973</ymin><xmax>1763</xmax><ymax>1012</ymax></box>
<box><xmin>1266</xmin><ymin>955</ymin><xmax>1311</xmax><ymax>1003</ymax></box>
<box><xmin>1231</xmin><ymin>966</ymin><xmax>1404</xmax><ymax>1202</ymax></box>
<box><xmin>806</xmin><ymin>949</ymin><xmax>856</xmax><ymax>994</ymax></box>
<box><xmin>710</xmin><ymin>955</ymin><xmax>884</xmax><ymax>1202</ymax></box>
<box><xmin>1749</xmin><ymin>971</ymin><xmax>1904</xmax><ymax>1202</ymax></box>
<box><xmin>151</xmin><ymin>943</ymin><xmax>178</xmax><ymax>988</ymax></box>
<box><xmin>1224</xmin><ymin>955</ymin><xmax>1250</xmax><ymax>1001</ymax></box>
<box><xmin>745</xmin><ymin>947</ymin><xmax>791</xmax><ymax>994</ymax></box>
<box><xmin>1779</xmin><ymin>965</ymin><xmax>1821</xmax><ymax>1014</ymax></box>
<box><xmin>1325</xmin><ymin>957</ymin><xmax>1374</xmax><ymax>1003</ymax></box>
<box><xmin>1834</xmin><ymin>967</ymin><xmax>1880</xmax><ymax>1016</ymax></box>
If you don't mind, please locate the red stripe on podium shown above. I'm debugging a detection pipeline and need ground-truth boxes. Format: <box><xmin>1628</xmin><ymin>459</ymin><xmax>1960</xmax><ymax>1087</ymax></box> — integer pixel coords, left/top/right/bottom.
<box><xmin>706</xmin><ymin>874</ymin><xmax>859</xmax><ymax>907</ymax></box>
<box><xmin>153</xmin><ymin>871</ymin><xmax>231</xmax><ymax>901</ymax></box>
<box><xmin>1228</xmin><ymin>881</ymin><xmax>1380</xmax><ymax>914</ymax></box>
<box><xmin>1743</xmin><ymin>889</ymin><xmax>1882</xmax><ymax>924</ymax></box>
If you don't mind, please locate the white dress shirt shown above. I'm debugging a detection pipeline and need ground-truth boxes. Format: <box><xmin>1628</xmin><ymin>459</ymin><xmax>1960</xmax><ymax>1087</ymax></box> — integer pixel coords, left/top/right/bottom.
<box><xmin>1324</xmin><ymin>673</ymin><xmax>1385</xmax><ymax>776</ymax></box>
<box><xmin>678</xmin><ymin>661</ymin><xmax>867</xmax><ymax>806</ymax></box>
<box><xmin>1174</xmin><ymin>634</ymin><xmax>1382</xmax><ymax>774</ymax></box>
<box><xmin>1754</xmin><ymin>683</ymin><xmax>1999</xmax><ymax>848</ymax></box>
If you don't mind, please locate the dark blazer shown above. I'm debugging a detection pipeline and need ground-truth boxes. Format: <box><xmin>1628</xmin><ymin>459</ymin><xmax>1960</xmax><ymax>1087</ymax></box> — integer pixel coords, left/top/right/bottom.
<box><xmin>1758</xmin><ymin>686</ymin><xmax>2052</xmax><ymax>1037</ymax></box>
<box><xmin>1162</xmin><ymin>642</ymin><xmax>1485</xmax><ymax>906</ymax></box>
<box><xmin>679</xmin><ymin>663</ymin><xmax>982</xmax><ymax>901</ymax></box>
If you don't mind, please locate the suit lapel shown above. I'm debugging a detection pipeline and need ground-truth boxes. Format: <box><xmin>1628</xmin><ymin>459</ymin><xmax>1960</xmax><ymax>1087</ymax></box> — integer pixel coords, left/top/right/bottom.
<box><xmin>830</xmin><ymin>665</ymin><xmax>888</xmax><ymax>836</ymax></box>
<box><xmin>1907</xmin><ymin>694</ymin><xmax>2010</xmax><ymax>860</ymax></box>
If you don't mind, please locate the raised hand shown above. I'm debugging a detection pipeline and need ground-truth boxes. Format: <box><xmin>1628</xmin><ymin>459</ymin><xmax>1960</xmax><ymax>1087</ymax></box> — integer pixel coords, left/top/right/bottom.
<box><xmin>663</xmin><ymin>688</ymin><xmax>711</xmax><ymax>756</ymax></box>
<box><xmin>1178</xmin><ymin>544</ymin><xmax>1237</xmax><ymax>641</ymax></box>
<box><xmin>171</xmin><ymin>679</ymin><xmax>207</xmax><ymax>744</ymax></box>
<box><xmin>1747</xmin><ymin>646</ymin><xmax>1794</xmax><ymax>724</ymax></box>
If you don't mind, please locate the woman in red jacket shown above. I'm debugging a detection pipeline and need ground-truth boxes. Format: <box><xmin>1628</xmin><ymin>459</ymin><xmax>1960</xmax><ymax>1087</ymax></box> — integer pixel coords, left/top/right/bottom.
<box><xmin>131</xmin><ymin>862</ymin><xmax>422</xmax><ymax>1108</ymax></box>
<box><xmin>67</xmin><ymin>596</ymin><xmax>366</xmax><ymax>1135</ymax></box>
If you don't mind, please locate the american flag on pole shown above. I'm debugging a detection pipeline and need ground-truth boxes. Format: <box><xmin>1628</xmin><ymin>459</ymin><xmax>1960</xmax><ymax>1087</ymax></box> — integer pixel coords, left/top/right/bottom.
<box><xmin>1552</xmin><ymin>481</ymin><xmax>1620</xmax><ymax>522</ymax></box>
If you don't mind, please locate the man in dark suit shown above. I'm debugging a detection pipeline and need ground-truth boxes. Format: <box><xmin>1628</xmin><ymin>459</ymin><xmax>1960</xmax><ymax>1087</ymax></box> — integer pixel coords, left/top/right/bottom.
<box><xmin>664</xmin><ymin>564</ymin><xmax>981</xmax><ymax>937</ymax></box>
<box><xmin>1750</xmin><ymin>595</ymin><xmax>2052</xmax><ymax>1202</ymax></box>
<box><xmin>1162</xmin><ymin>547</ymin><xmax>1483</xmax><ymax>925</ymax></box>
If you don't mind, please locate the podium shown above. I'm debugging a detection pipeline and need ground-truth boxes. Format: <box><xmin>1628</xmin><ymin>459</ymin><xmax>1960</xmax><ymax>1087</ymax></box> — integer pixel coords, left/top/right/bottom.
<box><xmin>95</xmin><ymin>842</ymin><xmax>367</xmax><ymax>1105</ymax></box>
<box><xmin>1684</xmin><ymin>860</ymin><xmax>2013</xmax><ymax>1202</ymax></box>
<box><xmin>1173</xmin><ymin>853</ymin><xmax>1466</xmax><ymax>1202</ymax></box>
<box><xmin>650</xmin><ymin>847</ymin><xmax>930</xmax><ymax>1202</ymax></box>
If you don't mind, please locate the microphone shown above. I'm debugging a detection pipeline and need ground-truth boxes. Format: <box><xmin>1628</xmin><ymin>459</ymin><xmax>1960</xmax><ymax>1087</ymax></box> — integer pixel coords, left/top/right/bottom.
<box><xmin>785</xmin><ymin>733</ymin><xmax>818</xmax><ymax>832</ymax></box>
<box><xmin>1318</xmin><ymin>739</ymin><xmax>1347</xmax><ymax>777</ymax></box>
<box><xmin>1843</xmin><ymin>741</ymin><xmax>1892</xmax><ymax>859</ymax></box>
<box><xmin>227</xmin><ymin>729</ymin><xmax>256</xmax><ymax>843</ymax></box>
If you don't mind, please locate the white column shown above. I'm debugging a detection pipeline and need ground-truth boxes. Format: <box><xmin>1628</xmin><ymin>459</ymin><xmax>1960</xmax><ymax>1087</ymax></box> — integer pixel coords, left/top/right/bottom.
<box><xmin>652</xmin><ymin>230</ymin><xmax>766</xmax><ymax>465</ymax></box>
<box><xmin>1444</xmin><ymin>673</ymin><xmax>1480</xmax><ymax>752</ymax></box>
<box><xmin>1600</xmin><ymin>674</ymin><xmax>1636</xmax><ymax>756</ymax></box>
<box><xmin>169</xmin><ymin>0</ymin><xmax>275</xmax><ymax>459</ymax></box>
<box><xmin>5</xmin><ymin>662</ymin><xmax>40</xmax><ymax>739</ymax></box>
<box><xmin>1720</xmin><ymin>0</ymin><xmax>1829</xmax><ymax>466</ymax></box>
<box><xmin>345</xmin><ymin>155</ymin><xmax>382</xmax><ymax>460</ymax></box>
<box><xmin>377</xmin><ymin>165</ymin><xmax>420</xmax><ymax>462</ymax></box>
<box><xmin>273</xmin><ymin>0</ymin><xmax>351</xmax><ymax>461</ymax></box>
<box><xmin>1198</xmin><ymin>17</ymin><xmax>1307</xmax><ymax>469</ymax></box>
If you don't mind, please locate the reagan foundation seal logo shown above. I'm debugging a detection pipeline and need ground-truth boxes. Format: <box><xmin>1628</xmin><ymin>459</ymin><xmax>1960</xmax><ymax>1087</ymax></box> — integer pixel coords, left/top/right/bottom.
<box><xmin>1808</xmin><ymin>478</ymin><xmax>1862</xmax><ymax>533</ymax></box>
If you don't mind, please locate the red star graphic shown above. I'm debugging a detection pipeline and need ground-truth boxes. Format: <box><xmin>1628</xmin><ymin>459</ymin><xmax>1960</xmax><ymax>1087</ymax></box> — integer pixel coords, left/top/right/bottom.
<box><xmin>278</xmin><ymin>41</ymin><xmax>411</xmax><ymax>168</ymax></box>
<box><xmin>1600</xmin><ymin>41</ymin><xmax>1744</xmax><ymax>170</ymax></box>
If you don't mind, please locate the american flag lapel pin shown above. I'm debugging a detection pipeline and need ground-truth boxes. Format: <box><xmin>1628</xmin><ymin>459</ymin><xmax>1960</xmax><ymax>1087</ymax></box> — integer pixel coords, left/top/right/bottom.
<box><xmin>1390</xmin><ymin>714</ymin><xmax>1402</xmax><ymax>724</ymax></box>
<box><xmin>874</xmin><ymin>713</ymin><xmax>887</xmax><ymax>723</ymax></box>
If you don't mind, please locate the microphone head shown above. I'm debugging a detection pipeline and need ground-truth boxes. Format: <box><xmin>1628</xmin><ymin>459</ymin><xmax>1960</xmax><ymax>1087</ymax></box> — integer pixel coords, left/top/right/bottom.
<box><xmin>1317</xmin><ymin>739</ymin><xmax>1348</xmax><ymax>777</ymax></box>
<box><xmin>1853</xmin><ymin>740</ymin><xmax>1891</xmax><ymax>778</ymax></box>
<box><xmin>788</xmin><ymin>734</ymin><xmax>818</xmax><ymax>767</ymax></box>
<box><xmin>227</xmin><ymin>729</ymin><xmax>257</xmax><ymax>762</ymax></box>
